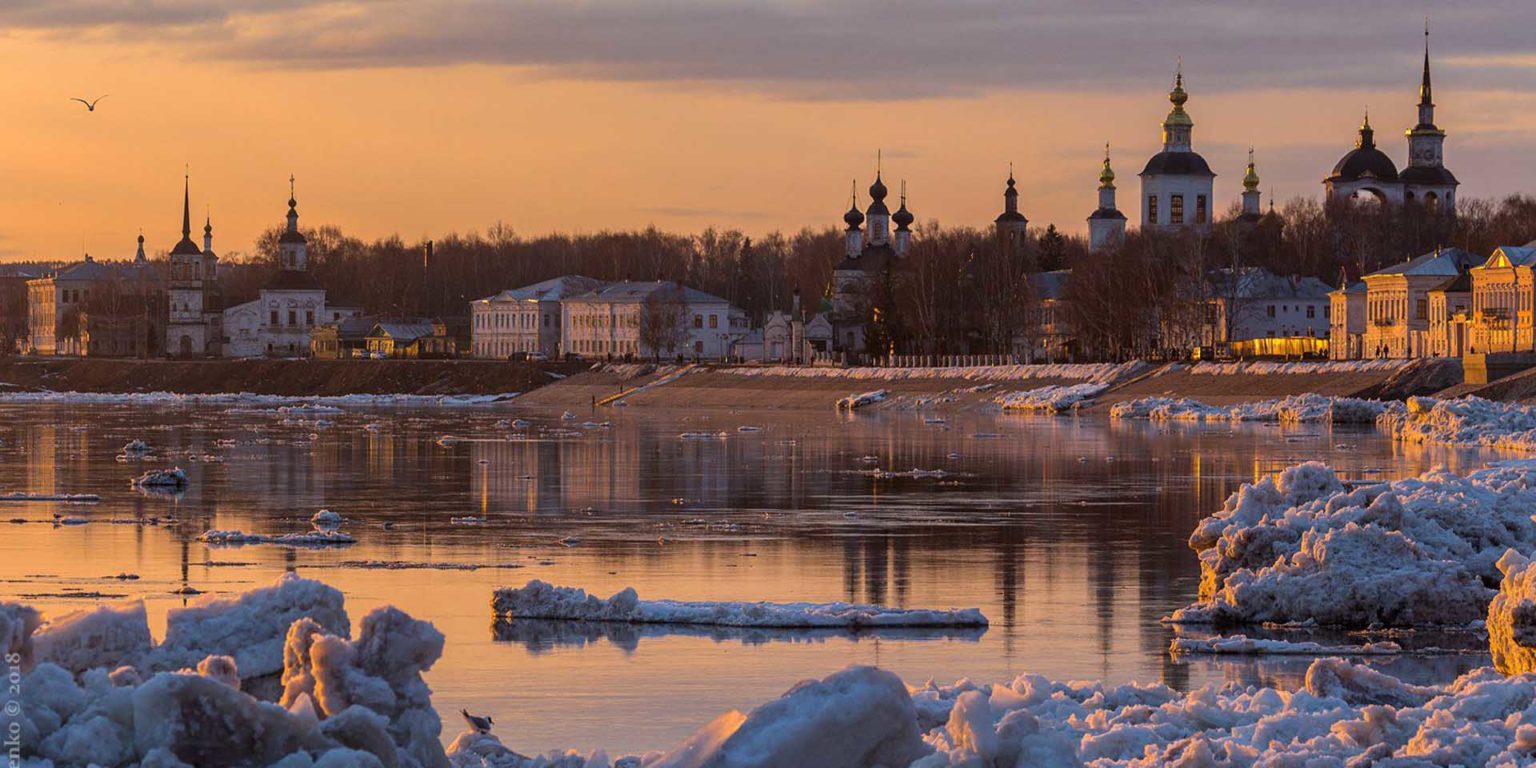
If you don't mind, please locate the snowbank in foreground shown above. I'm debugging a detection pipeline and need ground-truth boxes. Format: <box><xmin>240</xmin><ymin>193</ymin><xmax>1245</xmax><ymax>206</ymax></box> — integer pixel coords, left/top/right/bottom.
<box><xmin>0</xmin><ymin>390</ymin><xmax>518</xmax><ymax>408</ymax></box>
<box><xmin>1491</xmin><ymin>550</ymin><xmax>1536</xmax><ymax>676</ymax></box>
<box><xmin>723</xmin><ymin>361</ymin><xmax>1148</xmax><ymax>385</ymax></box>
<box><xmin>492</xmin><ymin>580</ymin><xmax>988</xmax><ymax>629</ymax></box>
<box><xmin>1110</xmin><ymin>393</ymin><xmax>1401</xmax><ymax>424</ymax></box>
<box><xmin>1172</xmin><ymin>461</ymin><xmax>1536</xmax><ymax>628</ymax></box>
<box><xmin>995</xmin><ymin>383</ymin><xmax>1107</xmax><ymax>413</ymax></box>
<box><xmin>1380</xmin><ymin>395</ymin><xmax>1536</xmax><ymax>453</ymax></box>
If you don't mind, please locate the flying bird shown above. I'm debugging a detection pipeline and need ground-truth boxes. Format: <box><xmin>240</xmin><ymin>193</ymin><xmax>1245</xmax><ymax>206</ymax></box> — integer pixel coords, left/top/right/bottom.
<box><xmin>70</xmin><ymin>95</ymin><xmax>109</xmax><ymax>112</ymax></box>
<box><xmin>460</xmin><ymin>709</ymin><xmax>494</xmax><ymax>734</ymax></box>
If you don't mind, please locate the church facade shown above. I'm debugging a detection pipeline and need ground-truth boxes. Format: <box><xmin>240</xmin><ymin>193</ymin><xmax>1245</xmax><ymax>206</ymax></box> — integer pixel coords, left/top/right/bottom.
<box><xmin>830</xmin><ymin>169</ymin><xmax>913</xmax><ymax>354</ymax></box>
<box><xmin>1139</xmin><ymin>67</ymin><xmax>1216</xmax><ymax>233</ymax></box>
<box><xmin>165</xmin><ymin>177</ymin><xmax>223</xmax><ymax>357</ymax></box>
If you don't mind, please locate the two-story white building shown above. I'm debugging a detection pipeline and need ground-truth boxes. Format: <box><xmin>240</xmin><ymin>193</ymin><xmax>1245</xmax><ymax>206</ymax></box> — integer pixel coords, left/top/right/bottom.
<box><xmin>1361</xmin><ymin>247</ymin><xmax>1476</xmax><ymax>359</ymax></box>
<box><xmin>561</xmin><ymin>281</ymin><xmax>747</xmax><ymax>361</ymax></box>
<box><xmin>471</xmin><ymin>275</ymin><xmax>605</xmax><ymax>359</ymax></box>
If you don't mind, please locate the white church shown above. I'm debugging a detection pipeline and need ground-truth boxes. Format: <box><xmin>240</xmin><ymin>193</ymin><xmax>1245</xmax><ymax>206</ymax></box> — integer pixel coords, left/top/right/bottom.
<box><xmin>223</xmin><ymin>180</ymin><xmax>359</xmax><ymax>357</ymax></box>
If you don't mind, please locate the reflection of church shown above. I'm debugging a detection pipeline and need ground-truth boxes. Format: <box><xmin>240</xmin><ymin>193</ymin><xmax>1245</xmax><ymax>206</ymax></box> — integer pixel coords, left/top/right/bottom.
<box><xmin>1325</xmin><ymin>27</ymin><xmax>1458</xmax><ymax>212</ymax></box>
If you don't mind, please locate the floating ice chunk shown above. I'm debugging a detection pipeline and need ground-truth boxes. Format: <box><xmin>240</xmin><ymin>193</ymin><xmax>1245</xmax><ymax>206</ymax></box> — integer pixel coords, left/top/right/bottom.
<box><xmin>0</xmin><ymin>492</ymin><xmax>101</xmax><ymax>503</ymax></box>
<box><xmin>996</xmin><ymin>383</ymin><xmax>1108</xmax><ymax>413</ymax></box>
<box><xmin>651</xmin><ymin>666</ymin><xmax>928</xmax><ymax>768</ymax></box>
<box><xmin>121</xmin><ymin>439</ymin><xmax>153</xmax><ymax>458</ymax></box>
<box><xmin>32</xmin><ymin>600</ymin><xmax>152</xmax><ymax>676</ymax></box>
<box><xmin>149</xmin><ymin>572</ymin><xmax>350</xmax><ymax>681</ymax></box>
<box><xmin>678</xmin><ymin>431</ymin><xmax>727</xmax><ymax>440</ymax></box>
<box><xmin>561</xmin><ymin>411</ymin><xmax>576</xmax><ymax>421</ymax></box>
<box><xmin>1169</xmin><ymin>634</ymin><xmax>1403</xmax><ymax>656</ymax></box>
<box><xmin>133</xmin><ymin>468</ymin><xmax>188</xmax><ymax>490</ymax></box>
<box><xmin>1172</xmin><ymin>460</ymin><xmax>1536</xmax><ymax>628</ymax></box>
<box><xmin>1110</xmin><ymin>393</ymin><xmax>1402</xmax><ymax>424</ymax></box>
<box><xmin>492</xmin><ymin>581</ymin><xmax>987</xmax><ymax>629</ymax></box>
<box><xmin>736</xmin><ymin>425</ymin><xmax>762</xmax><ymax>433</ymax></box>
<box><xmin>199</xmin><ymin>529</ymin><xmax>357</xmax><ymax>547</ymax></box>
<box><xmin>450</xmin><ymin>516</ymin><xmax>488</xmax><ymax>525</ymax></box>
<box><xmin>311</xmin><ymin>509</ymin><xmax>344</xmax><ymax>530</ymax></box>
<box><xmin>835</xmin><ymin>389</ymin><xmax>888</xmax><ymax>411</ymax></box>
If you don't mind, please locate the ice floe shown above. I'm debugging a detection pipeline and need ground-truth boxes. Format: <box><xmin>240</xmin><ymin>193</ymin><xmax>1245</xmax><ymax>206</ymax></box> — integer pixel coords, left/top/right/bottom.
<box><xmin>1169</xmin><ymin>634</ymin><xmax>1405</xmax><ymax>656</ymax></box>
<box><xmin>0</xmin><ymin>492</ymin><xmax>100</xmax><ymax>503</ymax></box>
<box><xmin>1110</xmin><ymin>393</ymin><xmax>1401</xmax><ymax>423</ymax></box>
<box><xmin>995</xmin><ymin>383</ymin><xmax>1107</xmax><ymax>413</ymax></box>
<box><xmin>199</xmin><ymin>529</ymin><xmax>358</xmax><ymax>547</ymax></box>
<box><xmin>491</xmin><ymin>580</ymin><xmax>987</xmax><ymax>629</ymax></box>
<box><xmin>311</xmin><ymin>509</ymin><xmax>344</xmax><ymax>529</ymax></box>
<box><xmin>1490</xmin><ymin>550</ymin><xmax>1536</xmax><ymax>676</ymax></box>
<box><xmin>724</xmin><ymin>361</ymin><xmax>1148</xmax><ymax>385</ymax></box>
<box><xmin>132</xmin><ymin>468</ymin><xmax>189</xmax><ymax>491</ymax></box>
<box><xmin>0</xmin><ymin>390</ymin><xmax>519</xmax><ymax>408</ymax></box>
<box><xmin>1381</xmin><ymin>395</ymin><xmax>1536</xmax><ymax>453</ymax></box>
<box><xmin>835</xmin><ymin>390</ymin><xmax>888</xmax><ymax>411</ymax></box>
<box><xmin>1171</xmin><ymin>460</ymin><xmax>1536</xmax><ymax>628</ymax></box>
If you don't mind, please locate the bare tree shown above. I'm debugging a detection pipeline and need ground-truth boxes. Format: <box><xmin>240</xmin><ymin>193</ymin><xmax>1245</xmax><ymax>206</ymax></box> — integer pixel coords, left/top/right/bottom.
<box><xmin>639</xmin><ymin>284</ymin><xmax>689</xmax><ymax>362</ymax></box>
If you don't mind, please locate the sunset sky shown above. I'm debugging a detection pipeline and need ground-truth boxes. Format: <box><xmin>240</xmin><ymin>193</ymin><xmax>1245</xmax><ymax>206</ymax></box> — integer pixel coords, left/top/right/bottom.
<box><xmin>3</xmin><ymin>1</ymin><xmax>1534</xmax><ymax>262</ymax></box>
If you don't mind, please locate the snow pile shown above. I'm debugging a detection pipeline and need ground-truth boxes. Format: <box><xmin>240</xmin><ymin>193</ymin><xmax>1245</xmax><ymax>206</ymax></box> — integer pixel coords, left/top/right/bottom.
<box><xmin>1187</xmin><ymin>359</ymin><xmax>1414</xmax><ymax>375</ymax></box>
<box><xmin>149</xmin><ymin>572</ymin><xmax>350</xmax><ymax>681</ymax></box>
<box><xmin>491</xmin><ymin>580</ymin><xmax>987</xmax><ymax>629</ymax></box>
<box><xmin>1172</xmin><ymin>460</ymin><xmax>1536</xmax><ymax>628</ymax></box>
<box><xmin>311</xmin><ymin>509</ymin><xmax>344</xmax><ymax>529</ymax></box>
<box><xmin>1490</xmin><ymin>550</ymin><xmax>1536</xmax><ymax>675</ymax></box>
<box><xmin>1169</xmin><ymin>634</ymin><xmax>1403</xmax><ymax>656</ymax></box>
<box><xmin>32</xmin><ymin>601</ymin><xmax>153</xmax><ymax>676</ymax></box>
<box><xmin>0</xmin><ymin>601</ymin><xmax>41</xmax><ymax>668</ymax></box>
<box><xmin>132</xmin><ymin>467</ymin><xmax>188</xmax><ymax>490</ymax></box>
<box><xmin>279</xmin><ymin>606</ymin><xmax>450</xmax><ymax>768</ymax></box>
<box><xmin>724</xmin><ymin>360</ymin><xmax>1148</xmax><ymax>385</ymax></box>
<box><xmin>1380</xmin><ymin>396</ymin><xmax>1536</xmax><ymax>453</ymax></box>
<box><xmin>199</xmin><ymin>529</ymin><xmax>358</xmax><ymax>547</ymax></box>
<box><xmin>995</xmin><ymin>383</ymin><xmax>1107</xmax><ymax>413</ymax></box>
<box><xmin>835</xmin><ymin>389</ymin><xmax>888</xmax><ymax>411</ymax></box>
<box><xmin>1110</xmin><ymin>394</ymin><xmax>1401</xmax><ymax>423</ymax></box>
<box><xmin>2</xmin><ymin>572</ymin><xmax>456</xmax><ymax>768</ymax></box>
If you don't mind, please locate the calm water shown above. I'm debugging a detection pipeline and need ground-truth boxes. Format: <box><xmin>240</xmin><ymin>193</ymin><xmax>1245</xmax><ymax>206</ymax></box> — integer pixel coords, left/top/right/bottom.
<box><xmin>0</xmin><ymin>402</ymin><xmax>1498</xmax><ymax>754</ymax></box>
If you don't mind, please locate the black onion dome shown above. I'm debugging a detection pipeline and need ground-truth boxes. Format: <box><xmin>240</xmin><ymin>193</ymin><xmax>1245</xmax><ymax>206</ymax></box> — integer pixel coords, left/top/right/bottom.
<box><xmin>843</xmin><ymin>204</ymin><xmax>864</xmax><ymax>228</ymax></box>
<box><xmin>170</xmin><ymin>237</ymin><xmax>203</xmax><ymax>256</ymax></box>
<box><xmin>1400</xmin><ymin>165</ymin><xmax>1459</xmax><ymax>185</ymax></box>
<box><xmin>1139</xmin><ymin>151</ymin><xmax>1215</xmax><ymax>177</ymax></box>
<box><xmin>868</xmin><ymin>175</ymin><xmax>888</xmax><ymax>202</ymax></box>
<box><xmin>892</xmin><ymin>203</ymin><xmax>914</xmax><ymax>228</ymax></box>
<box><xmin>1330</xmin><ymin>148</ymin><xmax>1399</xmax><ymax>182</ymax></box>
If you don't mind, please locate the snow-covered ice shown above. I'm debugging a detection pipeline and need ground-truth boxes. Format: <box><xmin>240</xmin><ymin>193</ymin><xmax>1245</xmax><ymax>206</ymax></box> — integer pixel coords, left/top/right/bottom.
<box><xmin>835</xmin><ymin>390</ymin><xmax>888</xmax><ymax>411</ymax></box>
<box><xmin>132</xmin><ymin>467</ymin><xmax>189</xmax><ymax>490</ymax></box>
<box><xmin>995</xmin><ymin>383</ymin><xmax>1107</xmax><ymax>413</ymax></box>
<box><xmin>1110</xmin><ymin>393</ymin><xmax>1401</xmax><ymax>424</ymax></box>
<box><xmin>1381</xmin><ymin>395</ymin><xmax>1536</xmax><ymax>453</ymax></box>
<box><xmin>0</xmin><ymin>390</ymin><xmax>519</xmax><ymax>408</ymax></box>
<box><xmin>0</xmin><ymin>492</ymin><xmax>100</xmax><ymax>503</ymax></box>
<box><xmin>1491</xmin><ymin>550</ymin><xmax>1536</xmax><ymax>675</ymax></box>
<box><xmin>311</xmin><ymin>509</ymin><xmax>344</xmax><ymax>530</ymax></box>
<box><xmin>491</xmin><ymin>580</ymin><xmax>987</xmax><ymax>629</ymax></box>
<box><xmin>199</xmin><ymin>529</ymin><xmax>358</xmax><ymax>547</ymax></box>
<box><xmin>1172</xmin><ymin>460</ymin><xmax>1536</xmax><ymax>628</ymax></box>
<box><xmin>723</xmin><ymin>361</ymin><xmax>1148</xmax><ymax>385</ymax></box>
<box><xmin>1169</xmin><ymin>634</ymin><xmax>1404</xmax><ymax>656</ymax></box>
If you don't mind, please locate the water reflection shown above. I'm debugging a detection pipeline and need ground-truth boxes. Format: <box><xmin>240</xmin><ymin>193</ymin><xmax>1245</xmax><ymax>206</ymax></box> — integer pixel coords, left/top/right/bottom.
<box><xmin>0</xmin><ymin>403</ymin><xmax>1502</xmax><ymax>754</ymax></box>
<box><xmin>492</xmin><ymin>618</ymin><xmax>987</xmax><ymax>655</ymax></box>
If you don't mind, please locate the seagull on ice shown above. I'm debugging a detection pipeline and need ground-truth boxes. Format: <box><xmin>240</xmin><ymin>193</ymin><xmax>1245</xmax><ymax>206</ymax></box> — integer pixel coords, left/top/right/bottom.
<box><xmin>70</xmin><ymin>95</ymin><xmax>109</xmax><ymax>112</ymax></box>
<box><xmin>460</xmin><ymin>709</ymin><xmax>494</xmax><ymax>734</ymax></box>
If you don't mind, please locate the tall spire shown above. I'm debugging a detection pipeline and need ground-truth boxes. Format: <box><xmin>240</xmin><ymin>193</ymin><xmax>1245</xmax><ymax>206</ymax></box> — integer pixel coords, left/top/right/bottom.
<box><xmin>1161</xmin><ymin>59</ymin><xmax>1193</xmax><ymax>151</ymax></box>
<box><xmin>1420</xmin><ymin>17</ymin><xmax>1432</xmax><ymax>108</ymax></box>
<box><xmin>181</xmin><ymin>170</ymin><xmax>191</xmax><ymax>240</ymax></box>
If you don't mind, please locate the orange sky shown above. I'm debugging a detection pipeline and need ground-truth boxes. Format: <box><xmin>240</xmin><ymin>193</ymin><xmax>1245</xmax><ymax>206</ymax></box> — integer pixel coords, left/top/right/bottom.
<box><xmin>2</xmin><ymin>4</ymin><xmax>1534</xmax><ymax>262</ymax></box>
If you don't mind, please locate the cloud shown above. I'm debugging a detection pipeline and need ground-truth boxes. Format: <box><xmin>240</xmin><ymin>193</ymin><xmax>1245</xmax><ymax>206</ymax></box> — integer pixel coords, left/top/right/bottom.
<box><xmin>5</xmin><ymin>1</ymin><xmax>1535</xmax><ymax>99</ymax></box>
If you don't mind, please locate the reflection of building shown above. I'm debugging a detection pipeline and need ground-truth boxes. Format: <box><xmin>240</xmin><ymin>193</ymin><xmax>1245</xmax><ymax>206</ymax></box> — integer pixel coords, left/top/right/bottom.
<box><xmin>166</xmin><ymin>176</ymin><xmax>223</xmax><ymax>357</ymax></box>
<box><xmin>471</xmin><ymin>275</ymin><xmax>605</xmax><ymax>359</ymax></box>
<box><xmin>223</xmin><ymin>181</ymin><xmax>359</xmax><ymax>357</ymax></box>
<box><xmin>1325</xmin><ymin>27</ymin><xmax>1458</xmax><ymax>212</ymax></box>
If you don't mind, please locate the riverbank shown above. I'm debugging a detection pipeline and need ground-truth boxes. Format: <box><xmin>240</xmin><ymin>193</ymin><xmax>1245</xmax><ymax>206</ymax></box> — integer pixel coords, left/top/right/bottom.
<box><xmin>517</xmin><ymin>358</ymin><xmax>1465</xmax><ymax>411</ymax></box>
<box><xmin>0</xmin><ymin>357</ymin><xmax>580</xmax><ymax>396</ymax></box>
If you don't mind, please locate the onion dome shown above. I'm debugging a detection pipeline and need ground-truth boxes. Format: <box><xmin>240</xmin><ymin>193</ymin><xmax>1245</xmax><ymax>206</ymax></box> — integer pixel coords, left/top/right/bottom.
<box><xmin>843</xmin><ymin>187</ymin><xmax>864</xmax><ymax>230</ymax></box>
<box><xmin>1243</xmin><ymin>149</ymin><xmax>1260</xmax><ymax>192</ymax></box>
<box><xmin>1164</xmin><ymin>68</ymin><xmax>1192</xmax><ymax>128</ymax></box>
<box><xmin>1099</xmin><ymin>145</ymin><xmax>1116</xmax><ymax>189</ymax></box>
<box><xmin>1329</xmin><ymin>112</ymin><xmax>1399</xmax><ymax>182</ymax></box>
<box><xmin>892</xmin><ymin>189</ymin><xmax>914</xmax><ymax>230</ymax></box>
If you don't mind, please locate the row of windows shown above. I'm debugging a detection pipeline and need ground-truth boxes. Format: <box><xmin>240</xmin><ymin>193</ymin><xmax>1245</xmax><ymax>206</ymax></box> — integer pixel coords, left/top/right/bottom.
<box><xmin>268</xmin><ymin>309</ymin><xmax>315</xmax><ymax>327</ymax></box>
<box><xmin>1148</xmin><ymin>194</ymin><xmax>1209</xmax><ymax>225</ymax></box>
<box><xmin>1264</xmin><ymin>304</ymin><xmax>1327</xmax><ymax>319</ymax></box>
<box><xmin>475</xmin><ymin>311</ymin><xmax>552</xmax><ymax>329</ymax></box>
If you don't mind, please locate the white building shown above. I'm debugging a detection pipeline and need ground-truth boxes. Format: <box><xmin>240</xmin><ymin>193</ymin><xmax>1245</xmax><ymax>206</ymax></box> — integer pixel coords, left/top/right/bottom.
<box><xmin>1087</xmin><ymin>146</ymin><xmax>1127</xmax><ymax>253</ymax></box>
<box><xmin>561</xmin><ymin>281</ymin><xmax>747</xmax><ymax>361</ymax></box>
<box><xmin>1329</xmin><ymin>279</ymin><xmax>1367</xmax><ymax>360</ymax></box>
<box><xmin>1139</xmin><ymin>66</ymin><xmax>1215</xmax><ymax>232</ymax></box>
<box><xmin>1205</xmin><ymin>269</ymin><xmax>1332</xmax><ymax>356</ymax></box>
<box><xmin>166</xmin><ymin>176</ymin><xmax>222</xmax><ymax>357</ymax></box>
<box><xmin>1361</xmin><ymin>247</ymin><xmax>1477</xmax><ymax>359</ymax></box>
<box><xmin>223</xmin><ymin>180</ymin><xmax>359</xmax><ymax>357</ymax></box>
<box><xmin>471</xmin><ymin>275</ymin><xmax>605</xmax><ymax>359</ymax></box>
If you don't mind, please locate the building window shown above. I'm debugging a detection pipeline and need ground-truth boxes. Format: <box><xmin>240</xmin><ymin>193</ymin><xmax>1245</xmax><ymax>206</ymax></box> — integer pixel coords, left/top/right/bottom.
<box><xmin>1266</xmin><ymin>305</ymin><xmax>1276</xmax><ymax>318</ymax></box>
<box><xmin>306</xmin><ymin>310</ymin><xmax>314</xmax><ymax>326</ymax></box>
<box><xmin>709</xmin><ymin>315</ymin><xmax>718</xmax><ymax>329</ymax></box>
<box><xmin>693</xmin><ymin>314</ymin><xmax>703</xmax><ymax>329</ymax></box>
<box><xmin>1196</xmin><ymin>195</ymin><xmax>1207</xmax><ymax>224</ymax></box>
<box><xmin>270</xmin><ymin>310</ymin><xmax>279</xmax><ymax>326</ymax></box>
<box><xmin>1147</xmin><ymin>196</ymin><xmax>1158</xmax><ymax>223</ymax></box>
<box><xmin>1306</xmin><ymin>305</ymin><xmax>1316</xmax><ymax>319</ymax></box>
<box><xmin>1416</xmin><ymin>298</ymin><xmax>1427</xmax><ymax>319</ymax></box>
<box><xmin>288</xmin><ymin>310</ymin><xmax>297</xmax><ymax>326</ymax></box>
<box><xmin>1170</xmin><ymin>195</ymin><xmax>1184</xmax><ymax>225</ymax></box>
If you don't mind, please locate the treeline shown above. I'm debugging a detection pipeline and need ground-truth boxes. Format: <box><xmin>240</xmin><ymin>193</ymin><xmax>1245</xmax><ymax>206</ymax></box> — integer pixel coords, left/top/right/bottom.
<box><xmin>209</xmin><ymin>193</ymin><xmax>1536</xmax><ymax>360</ymax></box>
